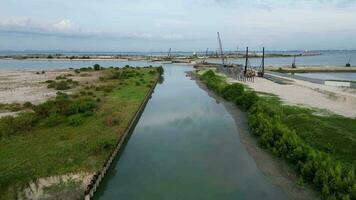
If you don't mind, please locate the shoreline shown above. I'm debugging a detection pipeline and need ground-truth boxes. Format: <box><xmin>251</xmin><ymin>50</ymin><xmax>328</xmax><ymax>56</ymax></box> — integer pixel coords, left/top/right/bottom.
<box><xmin>267</xmin><ymin>66</ymin><xmax>356</xmax><ymax>73</ymax></box>
<box><xmin>188</xmin><ymin>71</ymin><xmax>318</xmax><ymax>200</ymax></box>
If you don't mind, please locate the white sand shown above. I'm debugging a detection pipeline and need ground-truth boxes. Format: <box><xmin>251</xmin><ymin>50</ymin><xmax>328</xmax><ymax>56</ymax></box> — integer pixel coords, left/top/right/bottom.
<box><xmin>0</xmin><ymin>70</ymin><xmax>68</xmax><ymax>105</ymax></box>
<box><xmin>222</xmin><ymin>72</ymin><xmax>356</xmax><ymax>118</ymax></box>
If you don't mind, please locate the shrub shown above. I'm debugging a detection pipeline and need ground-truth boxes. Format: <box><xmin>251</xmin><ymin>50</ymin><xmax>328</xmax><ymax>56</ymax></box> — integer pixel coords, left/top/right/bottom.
<box><xmin>157</xmin><ymin>66</ymin><xmax>164</xmax><ymax>75</ymax></box>
<box><xmin>67</xmin><ymin>114</ymin><xmax>83</xmax><ymax>127</ymax></box>
<box><xmin>23</xmin><ymin>102</ymin><xmax>33</xmax><ymax>108</ymax></box>
<box><xmin>0</xmin><ymin>116</ymin><xmax>16</xmax><ymax>137</ymax></box>
<box><xmin>47</xmin><ymin>79</ymin><xmax>77</xmax><ymax>90</ymax></box>
<box><xmin>64</xmin><ymin>97</ymin><xmax>97</xmax><ymax>116</ymax></box>
<box><xmin>14</xmin><ymin>112</ymin><xmax>38</xmax><ymax>131</ymax></box>
<box><xmin>221</xmin><ymin>83</ymin><xmax>244</xmax><ymax>101</ymax></box>
<box><xmin>55</xmin><ymin>75</ymin><xmax>67</xmax><ymax>80</ymax></box>
<box><xmin>44</xmin><ymin>113</ymin><xmax>62</xmax><ymax>127</ymax></box>
<box><xmin>34</xmin><ymin>101</ymin><xmax>56</xmax><ymax>117</ymax></box>
<box><xmin>89</xmin><ymin>138</ymin><xmax>115</xmax><ymax>154</ymax></box>
<box><xmin>235</xmin><ymin>91</ymin><xmax>259</xmax><ymax>110</ymax></box>
<box><xmin>93</xmin><ymin>64</ymin><xmax>101</xmax><ymax>71</ymax></box>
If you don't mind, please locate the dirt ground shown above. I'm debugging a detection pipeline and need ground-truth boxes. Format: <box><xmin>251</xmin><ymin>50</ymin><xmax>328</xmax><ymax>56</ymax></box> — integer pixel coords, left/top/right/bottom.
<box><xmin>221</xmin><ymin>72</ymin><xmax>356</xmax><ymax>118</ymax></box>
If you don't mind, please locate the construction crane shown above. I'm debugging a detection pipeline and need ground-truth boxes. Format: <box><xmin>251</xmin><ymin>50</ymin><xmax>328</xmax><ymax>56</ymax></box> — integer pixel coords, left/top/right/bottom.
<box><xmin>167</xmin><ymin>48</ymin><xmax>172</xmax><ymax>58</ymax></box>
<box><xmin>217</xmin><ymin>32</ymin><xmax>225</xmax><ymax>65</ymax></box>
<box><xmin>203</xmin><ymin>48</ymin><xmax>209</xmax><ymax>63</ymax></box>
<box><xmin>346</xmin><ymin>56</ymin><xmax>351</xmax><ymax>67</ymax></box>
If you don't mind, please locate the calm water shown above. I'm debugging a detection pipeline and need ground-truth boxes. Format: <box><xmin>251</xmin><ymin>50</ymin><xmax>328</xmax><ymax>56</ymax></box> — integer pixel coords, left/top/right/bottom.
<box><xmin>93</xmin><ymin>65</ymin><xmax>287</xmax><ymax>200</ymax></box>
<box><xmin>0</xmin><ymin>59</ymin><xmax>157</xmax><ymax>70</ymax></box>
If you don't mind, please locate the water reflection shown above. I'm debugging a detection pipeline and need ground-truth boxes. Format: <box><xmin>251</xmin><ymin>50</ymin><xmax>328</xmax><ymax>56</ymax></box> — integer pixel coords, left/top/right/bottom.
<box><xmin>94</xmin><ymin>65</ymin><xmax>288</xmax><ymax>200</ymax></box>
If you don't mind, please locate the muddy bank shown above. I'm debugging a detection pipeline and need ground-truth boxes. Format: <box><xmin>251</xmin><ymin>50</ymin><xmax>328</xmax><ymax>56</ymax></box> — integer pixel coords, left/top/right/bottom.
<box><xmin>188</xmin><ymin>71</ymin><xmax>318</xmax><ymax>200</ymax></box>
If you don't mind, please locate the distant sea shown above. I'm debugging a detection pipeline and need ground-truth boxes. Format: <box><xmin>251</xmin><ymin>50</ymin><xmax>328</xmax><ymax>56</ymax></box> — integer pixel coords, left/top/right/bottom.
<box><xmin>0</xmin><ymin>50</ymin><xmax>355</xmax><ymax>81</ymax></box>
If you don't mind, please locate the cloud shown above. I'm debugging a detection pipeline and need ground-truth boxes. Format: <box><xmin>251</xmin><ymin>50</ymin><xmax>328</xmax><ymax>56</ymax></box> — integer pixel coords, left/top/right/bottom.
<box><xmin>52</xmin><ymin>19</ymin><xmax>76</xmax><ymax>32</ymax></box>
<box><xmin>0</xmin><ymin>18</ymin><xmax>187</xmax><ymax>41</ymax></box>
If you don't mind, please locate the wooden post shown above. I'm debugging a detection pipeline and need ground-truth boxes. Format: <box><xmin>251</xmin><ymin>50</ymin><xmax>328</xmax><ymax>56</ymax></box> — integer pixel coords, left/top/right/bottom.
<box><xmin>244</xmin><ymin>47</ymin><xmax>248</xmax><ymax>75</ymax></box>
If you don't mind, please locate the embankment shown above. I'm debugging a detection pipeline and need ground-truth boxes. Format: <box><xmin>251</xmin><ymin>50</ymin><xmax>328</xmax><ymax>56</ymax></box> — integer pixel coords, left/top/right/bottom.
<box><xmin>84</xmin><ymin>72</ymin><xmax>160</xmax><ymax>200</ymax></box>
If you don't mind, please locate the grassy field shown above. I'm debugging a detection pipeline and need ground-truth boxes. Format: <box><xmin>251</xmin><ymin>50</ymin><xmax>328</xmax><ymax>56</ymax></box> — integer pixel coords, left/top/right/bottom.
<box><xmin>260</xmin><ymin>93</ymin><xmax>356</xmax><ymax>166</ymax></box>
<box><xmin>0</xmin><ymin>66</ymin><xmax>160</xmax><ymax>199</ymax></box>
<box><xmin>197</xmin><ymin>70</ymin><xmax>356</xmax><ymax>199</ymax></box>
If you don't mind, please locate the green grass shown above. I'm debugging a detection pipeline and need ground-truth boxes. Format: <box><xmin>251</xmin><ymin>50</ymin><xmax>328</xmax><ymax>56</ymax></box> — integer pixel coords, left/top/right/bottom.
<box><xmin>256</xmin><ymin>92</ymin><xmax>356</xmax><ymax>165</ymax></box>
<box><xmin>0</xmin><ymin>67</ymin><xmax>160</xmax><ymax>199</ymax></box>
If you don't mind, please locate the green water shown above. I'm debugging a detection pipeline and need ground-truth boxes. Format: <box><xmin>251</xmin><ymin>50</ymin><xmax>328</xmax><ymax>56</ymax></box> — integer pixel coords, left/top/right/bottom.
<box><xmin>94</xmin><ymin>65</ymin><xmax>288</xmax><ymax>200</ymax></box>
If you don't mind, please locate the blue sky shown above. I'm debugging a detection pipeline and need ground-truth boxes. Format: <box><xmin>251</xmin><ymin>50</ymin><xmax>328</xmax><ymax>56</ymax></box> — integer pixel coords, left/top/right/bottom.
<box><xmin>0</xmin><ymin>0</ymin><xmax>356</xmax><ymax>51</ymax></box>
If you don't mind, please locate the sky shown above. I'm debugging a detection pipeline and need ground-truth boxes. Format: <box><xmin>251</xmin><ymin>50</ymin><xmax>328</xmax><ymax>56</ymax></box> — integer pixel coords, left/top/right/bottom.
<box><xmin>0</xmin><ymin>0</ymin><xmax>356</xmax><ymax>52</ymax></box>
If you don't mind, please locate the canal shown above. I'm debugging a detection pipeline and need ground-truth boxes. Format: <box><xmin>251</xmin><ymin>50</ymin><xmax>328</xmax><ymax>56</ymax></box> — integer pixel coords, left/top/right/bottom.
<box><xmin>93</xmin><ymin>65</ymin><xmax>288</xmax><ymax>200</ymax></box>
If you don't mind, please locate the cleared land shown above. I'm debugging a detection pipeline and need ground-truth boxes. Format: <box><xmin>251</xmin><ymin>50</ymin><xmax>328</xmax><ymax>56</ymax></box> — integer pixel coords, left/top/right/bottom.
<box><xmin>217</xmin><ymin>71</ymin><xmax>356</xmax><ymax>118</ymax></box>
<box><xmin>0</xmin><ymin>66</ymin><xmax>161</xmax><ymax>199</ymax></box>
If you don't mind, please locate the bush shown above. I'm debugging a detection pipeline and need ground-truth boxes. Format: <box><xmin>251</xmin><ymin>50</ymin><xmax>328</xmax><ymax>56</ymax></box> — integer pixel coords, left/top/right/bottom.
<box><xmin>157</xmin><ymin>66</ymin><xmax>164</xmax><ymax>75</ymax></box>
<box><xmin>94</xmin><ymin>64</ymin><xmax>101</xmax><ymax>71</ymax></box>
<box><xmin>0</xmin><ymin>112</ymin><xmax>38</xmax><ymax>137</ymax></box>
<box><xmin>23</xmin><ymin>101</ymin><xmax>33</xmax><ymax>108</ymax></box>
<box><xmin>0</xmin><ymin>116</ymin><xmax>16</xmax><ymax>137</ymax></box>
<box><xmin>64</xmin><ymin>97</ymin><xmax>97</xmax><ymax>116</ymax></box>
<box><xmin>89</xmin><ymin>138</ymin><xmax>115</xmax><ymax>154</ymax></box>
<box><xmin>44</xmin><ymin>113</ymin><xmax>62</xmax><ymax>127</ymax></box>
<box><xmin>47</xmin><ymin>79</ymin><xmax>77</xmax><ymax>90</ymax></box>
<box><xmin>67</xmin><ymin>114</ymin><xmax>83</xmax><ymax>127</ymax></box>
<box><xmin>235</xmin><ymin>91</ymin><xmax>259</xmax><ymax>110</ymax></box>
<box><xmin>221</xmin><ymin>83</ymin><xmax>244</xmax><ymax>101</ymax></box>
<box><xmin>55</xmin><ymin>81</ymin><xmax>70</xmax><ymax>90</ymax></box>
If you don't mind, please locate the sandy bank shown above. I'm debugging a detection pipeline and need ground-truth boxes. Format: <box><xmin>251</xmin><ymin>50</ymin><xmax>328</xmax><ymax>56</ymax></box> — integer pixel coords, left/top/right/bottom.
<box><xmin>218</xmin><ymin>72</ymin><xmax>356</xmax><ymax>118</ymax></box>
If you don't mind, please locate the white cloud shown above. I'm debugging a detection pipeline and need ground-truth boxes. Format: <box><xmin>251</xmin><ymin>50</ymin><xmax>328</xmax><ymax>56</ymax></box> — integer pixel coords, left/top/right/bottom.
<box><xmin>52</xmin><ymin>19</ymin><xmax>76</xmax><ymax>32</ymax></box>
<box><xmin>0</xmin><ymin>18</ymin><xmax>187</xmax><ymax>41</ymax></box>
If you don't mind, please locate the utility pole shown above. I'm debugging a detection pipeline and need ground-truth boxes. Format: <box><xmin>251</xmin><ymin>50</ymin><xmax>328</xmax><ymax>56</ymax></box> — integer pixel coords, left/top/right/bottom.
<box><xmin>262</xmin><ymin>47</ymin><xmax>265</xmax><ymax>75</ymax></box>
<box><xmin>244</xmin><ymin>46</ymin><xmax>248</xmax><ymax>75</ymax></box>
<box><xmin>292</xmin><ymin>55</ymin><xmax>296</xmax><ymax>68</ymax></box>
